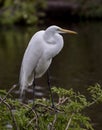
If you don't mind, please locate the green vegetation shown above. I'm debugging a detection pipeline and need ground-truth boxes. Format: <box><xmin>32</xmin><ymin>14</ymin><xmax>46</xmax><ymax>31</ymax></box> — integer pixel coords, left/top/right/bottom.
<box><xmin>0</xmin><ymin>84</ymin><xmax>102</xmax><ymax>130</ymax></box>
<box><xmin>0</xmin><ymin>0</ymin><xmax>46</xmax><ymax>25</ymax></box>
<box><xmin>0</xmin><ymin>0</ymin><xmax>102</xmax><ymax>25</ymax></box>
<box><xmin>77</xmin><ymin>0</ymin><xmax>102</xmax><ymax>19</ymax></box>
<box><xmin>65</xmin><ymin>0</ymin><xmax>102</xmax><ymax>19</ymax></box>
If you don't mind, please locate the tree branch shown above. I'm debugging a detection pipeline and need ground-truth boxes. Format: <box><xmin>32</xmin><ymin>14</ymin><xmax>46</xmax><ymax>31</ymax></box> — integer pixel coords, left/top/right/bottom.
<box><xmin>0</xmin><ymin>97</ymin><xmax>19</xmax><ymax>130</ymax></box>
<box><xmin>65</xmin><ymin>113</ymin><xmax>74</xmax><ymax>130</ymax></box>
<box><xmin>0</xmin><ymin>84</ymin><xmax>17</xmax><ymax>104</ymax></box>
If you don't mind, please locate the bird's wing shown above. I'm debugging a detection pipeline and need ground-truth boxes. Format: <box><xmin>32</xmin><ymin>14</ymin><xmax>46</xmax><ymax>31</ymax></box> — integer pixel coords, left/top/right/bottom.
<box><xmin>19</xmin><ymin>31</ymin><xmax>44</xmax><ymax>94</ymax></box>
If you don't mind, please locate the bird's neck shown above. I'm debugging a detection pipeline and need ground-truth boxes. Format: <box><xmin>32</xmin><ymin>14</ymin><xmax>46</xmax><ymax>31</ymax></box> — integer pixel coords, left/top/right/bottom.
<box><xmin>44</xmin><ymin>33</ymin><xmax>64</xmax><ymax>59</ymax></box>
<box><xmin>44</xmin><ymin>30</ymin><xmax>55</xmax><ymax>43</ymax></box>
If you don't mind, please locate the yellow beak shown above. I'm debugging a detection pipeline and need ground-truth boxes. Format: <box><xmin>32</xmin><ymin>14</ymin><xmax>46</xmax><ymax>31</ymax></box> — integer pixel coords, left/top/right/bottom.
<box><xmin>60</xmin><ymin>28</ymin><xmax>78</xmax><ymax>34</ymax></box>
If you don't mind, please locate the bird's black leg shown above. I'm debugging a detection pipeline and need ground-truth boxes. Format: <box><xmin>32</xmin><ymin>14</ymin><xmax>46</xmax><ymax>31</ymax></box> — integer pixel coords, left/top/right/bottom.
<box><xmin>47</xmin><ymin>69</ymin><xmax>55</xmax><ymax>108</ymax></box>
<box><xmin>32</xmin><ymin>72</ymin><xmax>36</xmax><ymax>106</ymax></box>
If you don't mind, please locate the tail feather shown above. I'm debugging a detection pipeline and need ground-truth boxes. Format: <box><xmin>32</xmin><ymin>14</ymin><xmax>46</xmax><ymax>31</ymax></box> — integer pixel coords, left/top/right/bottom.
<box><xmin>20</xmin><ymin>85</ymin><xmax>25</xmax><ymax>97</ymax></box>
<box><xmin>19</xmin><ymin>74</ymin><xmax>27</xmax><ymax>97</ymax></box>
<box><xmin>19</xmin><ymin>67</ymin><xmax>34</xmax><ymax>97</ymax></box>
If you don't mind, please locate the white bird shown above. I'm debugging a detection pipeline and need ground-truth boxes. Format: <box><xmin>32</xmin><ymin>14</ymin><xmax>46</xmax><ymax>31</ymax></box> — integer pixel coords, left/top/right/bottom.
<box><xmin>19</xmin><ymin>25</ymin><xmax>77</xmax><ymax>97</ymax></box>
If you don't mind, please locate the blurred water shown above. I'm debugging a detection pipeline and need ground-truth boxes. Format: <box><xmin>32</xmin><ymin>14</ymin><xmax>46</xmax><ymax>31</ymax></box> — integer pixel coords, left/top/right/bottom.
<box><xmin>0</xmin><ymin>22</ymin><xmax>102</xmax><ymax>129</ymax></box>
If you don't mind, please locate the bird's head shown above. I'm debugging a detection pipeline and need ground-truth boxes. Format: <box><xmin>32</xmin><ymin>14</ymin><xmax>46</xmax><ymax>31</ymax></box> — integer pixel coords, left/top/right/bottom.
<box><xmin>45</xmin><ymin>25</ymin><xmax>77</xmax><ymax>35</ymax></box>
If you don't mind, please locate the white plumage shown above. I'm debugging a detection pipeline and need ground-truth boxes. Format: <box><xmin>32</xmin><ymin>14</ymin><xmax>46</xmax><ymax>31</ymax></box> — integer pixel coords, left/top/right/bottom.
<box><xmin>19</xmin><ymin>25</ymin><xmax>77</xmax><ymax>95</ymax></box>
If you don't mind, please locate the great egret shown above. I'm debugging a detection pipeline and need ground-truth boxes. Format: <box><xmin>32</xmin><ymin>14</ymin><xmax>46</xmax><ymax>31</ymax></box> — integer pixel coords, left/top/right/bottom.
<box><xmin>19</xmin><ymin>25</ymin><xmax>77</xmax><ymax>105</ymax></box>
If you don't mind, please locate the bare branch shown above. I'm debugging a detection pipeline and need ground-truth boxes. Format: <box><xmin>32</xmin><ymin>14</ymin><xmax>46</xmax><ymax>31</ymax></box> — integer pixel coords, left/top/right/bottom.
<box><xmin>20</xmin><ymin>102</ymin><xmax>39</xmax><ymax>129</ymax></box>
<box><xmin>0</xmin><ymin>97</ymin><xmax>19</xmax><ymax>130</ymax></box>
<box><xmin>51</xmin><ymin>113</ymin><xmax>57</xmax><ymax>130</ymax></box>
<box><xmin>0</xmin><ymin>84</ymin><xmax>17</xmax><ymax>104</ymax></box>
<box><xmin>57</xmin><ymin>97</ymin><xmax>68</xmax><ymax>106</ymax></box>
<box><xmin>65</xmin><ymin>113</ymin><xmax>74</xmax><ymax>130</ymax></box>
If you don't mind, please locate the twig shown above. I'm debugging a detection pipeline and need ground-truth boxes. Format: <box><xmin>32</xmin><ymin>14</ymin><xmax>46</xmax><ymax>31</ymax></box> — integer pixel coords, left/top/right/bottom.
<box><xmin>35</xmin><ymin>103</ymin><xmax>55</xmax><ymax>112</ymax></box>
<box><xmin>20</xmin><ymin>102</ymin><xmax>39</xmax><ymax>129</ymax></box>
<box><xmin>65</xmin><ymin>113</ymin><xmax>74</xmax><ymax>130</ymax></box>
<box><xmin>26</xmin><ymin>116</ymin><xmax>39</xmax><ymax>130</ymax></box>
<box><xmin>0</xmin><ymin>97</ymin><xmax>19</xmax><ymax>130</ymax></box>
<box><xmin>47</xmin><ymin>113</ymin><xmax>57</xmax><ymax>130</ymax></box>
<box><xmin>51</xmin><ymin>113</ymin><xmax>57</xmax><ymax>130</ymax></box>
<box><xmin>28</xmin><ymin>110</ymin><xmax>39</xmax><ymax>130</ymax></box>
<box><xmin>35</xmin><ymin>103</ymin><xmax>64</xmax><ymax>113</ymax></box>
<box><xmin>56</xmin><ymin>97</ymin><xmax>68</xmax><ymax>106</ymax></box>
<box><xmin>0</xmin><ymin>84</ymin><xmax>17</xmax><ymax>104</ymax></box>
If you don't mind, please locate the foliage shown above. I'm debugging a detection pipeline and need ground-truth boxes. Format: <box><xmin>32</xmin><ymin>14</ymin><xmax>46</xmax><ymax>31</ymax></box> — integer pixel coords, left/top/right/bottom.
<box><xmin>0</xmin><ymin>0</ymin><xmax>46</xmax><ymax>25</ymax></box>
<box><xmin>77</xmin><ymin>0</ymin><xmax>102</xmax><ymax>19</ymax></box>
<box><xmin>0</xmin><ymin>84</ymin><xmax>102</xmax><ymax>130</ymax></box>
<box><xmin>66</xmin><ymin>0</ymin><xmax>102</xmax><ymax>19</ymax></box>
